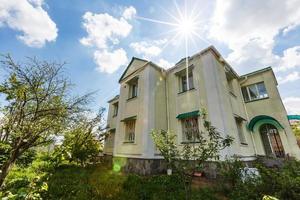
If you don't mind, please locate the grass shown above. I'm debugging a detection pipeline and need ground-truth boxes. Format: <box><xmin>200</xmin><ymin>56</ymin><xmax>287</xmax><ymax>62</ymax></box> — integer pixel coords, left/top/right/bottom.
<box><xmin>44</xmin><ymin>164</ymin><xmax>219</xmax><ymax>200</ymax></box>
<box><xmin>1</xmin><ymin>156</ymin><xmax>223</xmax><ymax>200</ymax></box>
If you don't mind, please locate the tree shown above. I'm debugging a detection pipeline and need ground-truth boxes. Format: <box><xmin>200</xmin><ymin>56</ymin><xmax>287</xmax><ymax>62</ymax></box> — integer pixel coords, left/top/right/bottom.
<box><xmin>0</xmin><ymin>55</ymin><xmax>91</xmax><ymax>187</ymax></box>
<box><xmin>291</xmin><ymin>121</ymin><xmax>300</xmax><ymax>147</ymax></box>
<box><xmin>57</xmin><ymin>108</ymin><xmax>106</xmax><ymax>166</ymax></box>
<box><xmin>151</xmin><ymin>109</ymin><xmax>233</xmax><ymax>200</ymax></box>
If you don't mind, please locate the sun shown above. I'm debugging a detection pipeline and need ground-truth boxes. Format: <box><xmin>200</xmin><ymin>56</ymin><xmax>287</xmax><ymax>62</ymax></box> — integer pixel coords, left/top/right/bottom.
<box><xmin>135</xmin><ymin>1</ymin><xmax>210</xmax><ymax>90</ymax></box>
<box><xmin>176</xmin><ymin>16</ymin><xmax>197</xmax><ymax>37</ymax></box>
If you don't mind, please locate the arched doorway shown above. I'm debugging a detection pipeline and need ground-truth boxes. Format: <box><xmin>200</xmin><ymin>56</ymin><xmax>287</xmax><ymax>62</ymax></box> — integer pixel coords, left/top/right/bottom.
<box><xmin>260</xmin><ymin>124</ymin><xmax>285</xmax><ymax>158</ymax></box>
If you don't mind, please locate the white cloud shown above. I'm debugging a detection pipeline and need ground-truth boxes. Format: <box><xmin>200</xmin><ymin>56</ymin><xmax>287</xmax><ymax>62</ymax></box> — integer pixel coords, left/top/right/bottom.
<box><xmin>130</xmin><ymin>39</ymin><xmax>167</xmax><ymax>59</ymax></box>
<box><xmin>277</xmin><ymin>71</ymin><xmax>300</xmax><ymax>84</ymax></box>
<box><xmin>130</xmin><ymin>40</ymin><xmax>166</xmax><ymax>59</ymax></box>
<box><xmin>277</xmin><ymin>46</ymin><xmax>300</xmax><ymax>72</ymax></box>
<box><xmin>122</xmin><ymin>6</ymin><xmax>136</xmax><ymax>20</ymax></box>
<box><xmin>209</xmin><ymin>0</ymin><xmax>300</xmax><ymax>72</ymax></box>
<box><xmin>283</xmin><ymin>97</ymin><xmax>300</xmax><ymax>114</ymax></box>
<box><xmin>156</xmin><ymin>58</ymin><xmax>174</xmax><ymax>70</ymax></box>
<box><xmin>80</xmin><ymin>6</ymin><xmax>136</xmax><ymax>73</ymax></box>
<box><xmin>80</xmin><ymin>11</ymin><xmax>133</xmax><ymax>49</ymax></box>
<box><xmin>94</xmin><ymin>49</ymin><xmax>128</xmax><ymax>74</ymax></box>
<box><xmin>0</xmin><ymin>0</ymin><xmax>57</xmax><ymax>47</ymax></box>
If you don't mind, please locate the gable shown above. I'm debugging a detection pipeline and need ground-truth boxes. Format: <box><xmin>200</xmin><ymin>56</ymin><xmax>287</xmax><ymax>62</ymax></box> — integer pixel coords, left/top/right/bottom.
<box><xmin>119</xmin><ymin>57</ymin><xmax>148</xmax><ymax>83</ymax></box>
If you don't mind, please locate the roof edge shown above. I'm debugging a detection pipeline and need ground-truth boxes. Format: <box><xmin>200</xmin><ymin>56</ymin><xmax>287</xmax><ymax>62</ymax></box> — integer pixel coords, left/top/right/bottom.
<box><xmin>118</xmin><ymin>57</ymin><xmax>148</xmax><ymax>83</ymax></box>
<box><xmin>107</xmin><ymin>95</ymin><xmax>119</xmax><ymax>103</ymax></box>
<box><xmin>240</xmin><ymin>67</ymin><xmax>273</xmax><ymax>78</ymax></box>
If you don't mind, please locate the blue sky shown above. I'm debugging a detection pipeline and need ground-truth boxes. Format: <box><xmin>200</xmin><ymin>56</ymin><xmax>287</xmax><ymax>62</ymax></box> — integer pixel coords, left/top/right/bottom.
<box><xmin>0</xmin><ymin>0</ymin><xmax>300</xmax><ymax>114</ymax></box>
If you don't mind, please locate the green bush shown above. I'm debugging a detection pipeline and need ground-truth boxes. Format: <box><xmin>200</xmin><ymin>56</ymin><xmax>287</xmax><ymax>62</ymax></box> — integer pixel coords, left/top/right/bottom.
<box><xmin>121</xmin><ymin>174</ymin><xmax>184</xmax><ymax>200</ymax></box>
<box><xmin>218</xmin><ymin>159</ymin><xmax>300</xmax><ymax>200</ymax></box>
<box><xmin>1</xmin><ymin>153</ymin><xmax>51</xmax><ymax>200</ymax></box>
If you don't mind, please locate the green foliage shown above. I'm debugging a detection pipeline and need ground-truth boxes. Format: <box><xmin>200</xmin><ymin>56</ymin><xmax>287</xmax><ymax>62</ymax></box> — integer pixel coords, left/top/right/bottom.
<box><xmin>218</xmin><ymin>158</ymin><xmax>300</xmax><ymax>200</ymax></box>
<box><xmin>0</xmin><ymin>55</ymin><xmax>95</xmax><ymax>186</ymax></box>
<box><xmin>54</xmin><ymin>109</ymin><xmax>105</xmax><ymax>167</ymax></box>
<box><xmin>291</xmin><ymin>121</ymin><xmax>300</xmax><ymax>138</ymax></box>
<box><xmin>151</xmin><ymin>109</ymin><xmax>233</xmax><ymax>199</ymax></box>
<box><xmin>0</xmin><ymin>153</ymin><xmax>52</xmax><ymax>199</ymax></box>
<box><xmin>15</xmin><ymin>149</ymin><xmax>36</xmax><ymax>167</ymax></box>
<box><xmin>121</xmin><ymin>174</ymin><xmax>184</xmax><ymax>200</ymax></box>
<box><xmin>0</xmin><ymin>141</ymin><xmax>11</xmax><ymax>166</ymax></box>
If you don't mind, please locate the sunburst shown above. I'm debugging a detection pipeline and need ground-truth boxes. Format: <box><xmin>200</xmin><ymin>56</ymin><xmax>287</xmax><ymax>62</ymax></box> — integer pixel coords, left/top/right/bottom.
<box><xmin>135</xmin><ymin>0</ymin><xmax>210</xmax><ymax>90</ymax></box>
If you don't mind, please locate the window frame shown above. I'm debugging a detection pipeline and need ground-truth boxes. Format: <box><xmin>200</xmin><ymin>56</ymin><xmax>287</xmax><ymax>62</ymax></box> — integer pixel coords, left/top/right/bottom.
<box><xmin>128</xmin><ymin>78</ymin><xmax>138</xmax><ymax>100</ymax></box>
<box><xmin>124</xmin><ymin>119</ymin><xmax>136</xmax><ymax>143</ymax></box>
<box><xmin>241</xmin><ymin>82</ymin><xmax>268</xmax><ymax>102</ymax></box>
<box><xmin>181</xmin><ymin>116</ymin><xmax>200</xmax><ymax>143</ymax></box>
<box><xmin>178</xmin><ymin>72</ymin><xmax>195</xmax><ymax>93</ymax></box>
<box><xmin>112</xmin><ymin>102</ymin><xmax>118</xmax><ymax>117</ymax></box>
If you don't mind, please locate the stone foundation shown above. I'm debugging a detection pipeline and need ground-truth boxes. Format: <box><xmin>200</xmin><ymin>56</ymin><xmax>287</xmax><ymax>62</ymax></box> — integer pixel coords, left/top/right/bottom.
<box><xmin>112</xmin><ymin>157</ymin><xmax>220</xmax><ymax>178</ymax></box>
<box><xmin>108</xmin><ymin>156</ymin><xmax>291</xmax><ymax>178</ymax></box>
<box><xmin>113</xmin><ymin>157</ymin><xmax>167</xmax><ymax>175</ymax></box>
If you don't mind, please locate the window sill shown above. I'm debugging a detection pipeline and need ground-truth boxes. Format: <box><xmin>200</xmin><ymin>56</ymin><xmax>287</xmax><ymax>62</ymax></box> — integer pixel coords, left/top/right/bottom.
<box><xmin>245</xmin><ymin>97</ymin><xmax>269</xmax><ymax>103</ymax></box>
<box><xmin>178</xmin><ymin>88</ymin><xmax>196</xmax><ymax>95</ymax></box>
<box><xmin>127</xmin><ymin>96</ymin><xmax>137</xmax><ymax>102</ymax></box>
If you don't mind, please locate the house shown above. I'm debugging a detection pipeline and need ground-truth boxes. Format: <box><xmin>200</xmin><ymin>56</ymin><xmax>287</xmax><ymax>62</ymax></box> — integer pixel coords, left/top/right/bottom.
<box><xmin>103</xmin><ymin>46</ymin><xmax>300</xmax><ymax>174</ymax></box>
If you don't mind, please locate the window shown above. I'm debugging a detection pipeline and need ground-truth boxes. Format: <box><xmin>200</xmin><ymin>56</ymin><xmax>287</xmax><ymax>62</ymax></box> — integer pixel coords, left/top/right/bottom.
<box><xmin>181</xmin><ymin>117</ymin><xmax>199</xmax><ymax>142</ymax></box>
<box><xmin>112</xmin><ymin>103</ymin><xmax>118</xmax><ymax>117</ymax></box>
<box><xmin>241</xmin><ymin>82</ymin><xmax>268</xmax><ymax>102</ymax></box>
<box><xmin>260</xmin><ymin>124</ymin><xmax>285</xmax><ymax>158</ymax></box>
<box><xmin>180</xmin><ymin>72</ymin><xmax>194</xmax><ymax>92</ymax></box>
<box><xmin>128</xmin><ymin>78</ymin><xmax>138</xmax><ymax>99</ymax></box>
<box><xmin>105</xmin><ymin>130</ymin><xmax>115</xmax><ymax>147</ymax></box>
<box><xmin>125</xmin><ymin>120</ymin><xmax>136</xmax><ymax>142</ymax></box>
<box><xmin>235</xmin><ymin>118</ymin><xmax>247</xmax><ymax>145</ymax></box>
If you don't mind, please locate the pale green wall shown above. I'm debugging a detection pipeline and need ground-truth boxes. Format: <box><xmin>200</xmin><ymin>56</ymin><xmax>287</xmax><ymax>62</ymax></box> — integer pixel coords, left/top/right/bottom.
<box><xmin>105</xmin><ymin>48</ymin><xmax>300</xmax><ymax>160</ymax></box>
<box><xmin>240</xmin><ymin>70</ymin><xmax>300</xmax><ymax>159</ymax></box>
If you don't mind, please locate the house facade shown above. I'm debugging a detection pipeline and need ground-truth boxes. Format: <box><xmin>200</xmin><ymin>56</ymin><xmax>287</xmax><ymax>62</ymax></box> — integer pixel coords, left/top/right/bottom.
<box><xmin>103</xmin><ymin>46</ymin><xmax>300</xmax><ymax>173</ymax></box>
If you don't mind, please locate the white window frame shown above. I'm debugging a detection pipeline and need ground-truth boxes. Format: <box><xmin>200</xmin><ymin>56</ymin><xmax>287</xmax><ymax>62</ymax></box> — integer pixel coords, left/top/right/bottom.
<box><xmin>181</xmin><ymin>117</ymin><xmax>200</xmax><ymax>143</ymax></box>
<box><xmin>124</xmin><ymin>120</ymin><xmax>136</xmax><ymax>143</ymax></box>
<box><xmin>177</xmin><ymin>71</ymin><xmax>194</xmax><ymax>93</ymax></box>
<box><xmin>128</xmin><ymin>81</ymin><xmax>138</xmax><ymax>99</ymax></box>
<box><xmin>242</xmin><ymin>82</ymin><xmax>268</xmax><ymax>102</ymax></box>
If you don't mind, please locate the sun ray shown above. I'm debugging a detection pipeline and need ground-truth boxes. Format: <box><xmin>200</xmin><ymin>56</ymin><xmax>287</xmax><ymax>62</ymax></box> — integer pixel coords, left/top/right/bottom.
<box><xmin>135</xmin><ymin>16</ymin><xmax>178</xmax><ymax>27</ymax></box>
<box><xmin>158</xmin><ymin>5</ymin><xmax>181</xmax><ymax>24</ymax></box>
<box><xmin>136</xmin><ymin>0</ymin><xmax>211</xmax><ymax>90</ymax></box>
<box><xmin>160</xmin><ymin>32</ymin><xmax>182</xmax><ymax>53</ymax></box>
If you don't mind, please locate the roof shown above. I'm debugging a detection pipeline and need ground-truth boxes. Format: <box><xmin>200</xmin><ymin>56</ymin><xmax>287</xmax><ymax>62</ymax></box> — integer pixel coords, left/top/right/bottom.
<box><xmin>167</xmin><ymin>45</ymin><xmax>239</xmax><ymax>78</ymax></box>
<box><xmin>107</xmin><ymin>95</ymin><xmax>119</xmax><ymax>103</ymax></box>
<box><xmin>240</xmin><ymin>67</ymin><xmax>273</xmax><ymax>78</ymax></box>
<box><xmin>288</xmin><ymin>115</ymin><xmax>300</xmax><ymax>120</ymax></box>
<box><xmin>118</xmin><ymin>57</ymin><xmax>148</xmax><ymax>83</ymax></box>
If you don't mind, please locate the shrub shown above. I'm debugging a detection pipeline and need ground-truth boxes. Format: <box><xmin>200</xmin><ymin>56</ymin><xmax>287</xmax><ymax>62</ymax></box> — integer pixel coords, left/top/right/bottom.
<box><xmin>218</xmin><ymin>158</ymin><xmax>300</xmax><ymax>200</ymax></box>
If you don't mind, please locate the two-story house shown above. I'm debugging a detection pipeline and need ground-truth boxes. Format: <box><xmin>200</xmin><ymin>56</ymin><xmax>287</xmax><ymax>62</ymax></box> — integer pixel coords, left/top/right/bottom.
<box><xmin>103</xmin><ymin>46</ymin><xmax>300</xmax><ymax>174</ymax></box>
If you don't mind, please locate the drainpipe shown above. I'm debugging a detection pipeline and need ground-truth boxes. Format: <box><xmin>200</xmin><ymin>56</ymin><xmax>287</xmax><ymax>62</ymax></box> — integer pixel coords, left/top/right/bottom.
<box><xmin>250</xmin><ymin>131</ymin><xmax>258</xmax><ymax>155</ymax></box>
<box><xmin>165</xmin><ymin>71</ymin><xmax>170</xmax><ymax>131</ymax></box>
